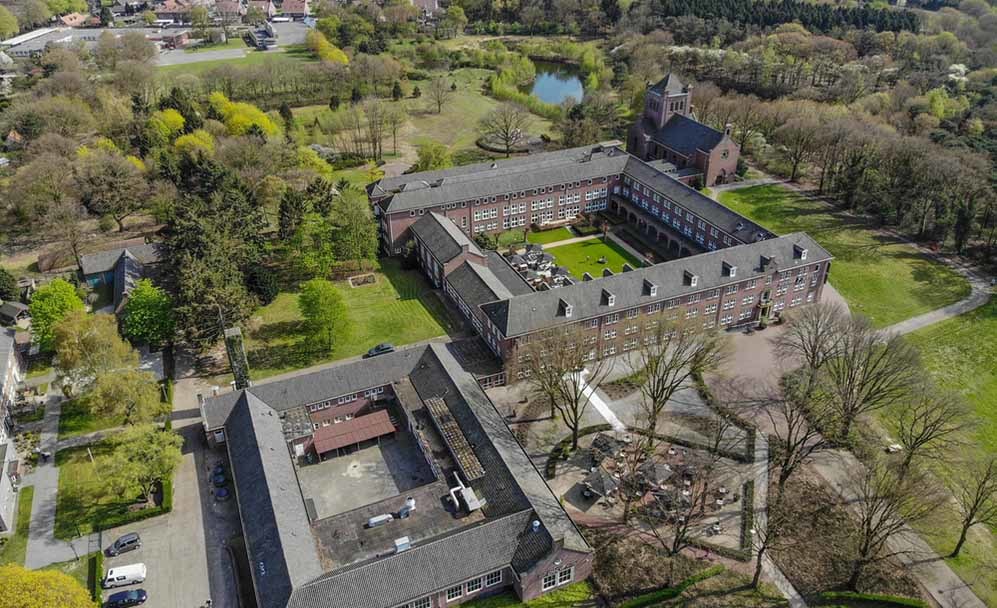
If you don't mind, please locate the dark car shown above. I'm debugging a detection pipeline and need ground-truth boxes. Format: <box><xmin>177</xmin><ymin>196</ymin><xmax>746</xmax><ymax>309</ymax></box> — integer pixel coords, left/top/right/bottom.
<box><xmin>105</xmin><ymin>533</ymin><xmax>141</xmax><ymax>557</ymax></box>
<box><xmin>364</xmin><ymin>343</ymin><xmax>395</xmax><ymax>358</ymax></box>
<box><xmin>212</xmin><ymin>464</ymin><xmax>225</xmax><ymax>477</ymax></box>
<box><xmin>105</xmin><ymin>589</ymin><xmax>147</xmax><ymax>607</ymax></box>
<box><xmin>215</xmin><ymin>487</ymin><xmax>231</xmax><ymax>501</ymax></box>
<box><xmin>212</xmin><ymin>473</ymin><xmax>228</xmax><ymax>487</ymax></box>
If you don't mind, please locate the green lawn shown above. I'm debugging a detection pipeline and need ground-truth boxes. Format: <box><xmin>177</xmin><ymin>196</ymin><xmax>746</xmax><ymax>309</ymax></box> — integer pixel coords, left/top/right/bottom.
<box><xmin>185</xmin><ymin>36</ymin><xmax>250</xmax><ymax>53</ymax></box>
<box><xmin>889</xmin><ymin>296</ymin><xmax>997</xmax><ymax>606</ymax></box>
<box><xmin>461</xmin><ymin>582</ymin><xmax>594</xmax><ymax>608</ymax></box>
<box><xmin>547</xmin><ymin>237</ymin><xmax>642</xmax><ymax>278</ymax></box>
<box><xmin>238</xmin><ymin>259</ymin><xmax>453</xmax><ymax>381</ymax></box>
<box><xmin>58</xmin><ymin>398</ymin><xmax>124</xmax><ymax>441</ymax></box>
<box><xmin>157</xmin><ymin>47</ymin><xmax>315</xmax><ymax>77</ymax></box>
<box><xmin>527</xmin><ymin>227</ymin><xmax>574</xmax><ymax>245</ymax></box>
<box><xmin>0</xmin><ymin>487</ymin><xmax>34</xmax><ymax>566</ymax></box>
<box><xmin>718</xmin><ymin>185</ymin><xmax>970</xmax><ymax>327</ymax></box>
<box><xmin>54</xmin><ymin>444</ymin><xmax>168</xmax><ymax>540</ymax></box>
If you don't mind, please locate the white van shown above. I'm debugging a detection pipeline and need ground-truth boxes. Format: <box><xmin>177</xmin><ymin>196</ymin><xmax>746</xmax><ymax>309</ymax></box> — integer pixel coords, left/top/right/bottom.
<box><xmin>102</xmin><ymin>563</ymin><xmax>147</xmax><ymax>589</ymax></box>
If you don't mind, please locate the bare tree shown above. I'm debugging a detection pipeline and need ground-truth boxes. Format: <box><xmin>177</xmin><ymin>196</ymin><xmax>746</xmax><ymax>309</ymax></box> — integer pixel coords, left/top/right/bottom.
<box><xmin>773</xmin><ymin>111</ymin><xmax>822</xmax><ymax>182</ymax></box>
<box><xmin>46</xmin><ymin>198</ymin><xmax>89</xmax><ymax>271</ymax></box>
<box><xmin>846</xmin><ymin>461</ymin><xmax>943</xmax><ymax>590</ymax></box>
<box><xmin>362</xmin><ymin>97</ymin><xmax>386</xmax><ymax>160</ymax></box>
<box><xmin>949</xmin><ymin>457</ymin><xmax>997</xmax><ymax>558</ymax></box>
<box><xmin>384</xmin><ymin>105</ymin><xmax>407</xmax><ymax>156</ymax></box>
<box><xmin>751</xmin><ymin>494</ymin><xmax>792</xmax><ymax>588</ymax></box>
<box><xmin>894</xmin><ymin>385</ymin><xmax>970</xmax><ymax>477</ymax></box>
<box><xmin>761</xmin><ymin>375</ymin><xmax>834</xmax><ymax>498</ymax></box>
<box><xmin>632</xmin><ymin>319</ymin><xmax>728</xmax><ymax>442</ymax></box>
<box><xmin>517</xmin><ymin>325</ymin><xmax>611</xmax><ymax>450</ymax></box>
<box><xmin>821</xmin><ymin>317</ymin><xmax>920</xmax><ymax>439</ymax></box>
<box><xmin>771</xmin><ymin>301</ymin><xmax>847</xmax><ymax>383</ymax></box>
<box><xmin>479</xmin><ymin>103</ymin><xmax>532</xmax><ymax>157</ymax></box>
<box><xmin>426</xmin><ymin>75</ymin><xmax>452</xmax><ymax>114</ymax></box>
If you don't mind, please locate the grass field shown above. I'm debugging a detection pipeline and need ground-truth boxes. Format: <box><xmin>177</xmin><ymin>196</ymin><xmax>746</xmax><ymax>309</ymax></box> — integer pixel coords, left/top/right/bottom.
<box><xmin>527</xmin><ymin>227</ymin><xmax>574</xmax><ymax>245</ymax></box>
<box><xmin>0</xmin><ymin>487</ymin><xmax>34</xmax><ymax>566</ymax></box>
<box><xmin>58</xmin><ymin>398</ymin><xmax>124</xmax><ymax>441</ymax></box>
<box><xmin>547</xmin><ymin>237</ymin><xmax>642</xmax><ymax>278</ymax></box>
<box><xmin>718</xmin><ymin>185</ymin><xmax>970</xmax><ymax>327</ymax></box>
<box><xmin>461</xmin><ymin>581</ymin><xmax>593</xmax><ymax>608</ymax></box>
<box><xmin>888</xmin><ymin>296</ymin><xmax>997</xmax><ymax>606</ymax></box>
<box><xmin>239</xmin><ymin>259</ymin><xmax>453</xmax><ymax>381</ymax></box>
<box><xmin>185</xmin><ymin>37</ymin><xmax>250</xmax><ymax>53</ymax></box>
<box><xmin>157</xmin><ymin>47</ymin><xmax>315</xmax><ymax>77</ymax></box>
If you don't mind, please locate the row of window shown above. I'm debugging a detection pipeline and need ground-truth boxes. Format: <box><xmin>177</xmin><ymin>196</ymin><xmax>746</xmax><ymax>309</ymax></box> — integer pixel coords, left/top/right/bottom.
<box><xmin>400</xmin><ymin>570</ymin><xmax>504</xmax><ymax>607</ymax></box>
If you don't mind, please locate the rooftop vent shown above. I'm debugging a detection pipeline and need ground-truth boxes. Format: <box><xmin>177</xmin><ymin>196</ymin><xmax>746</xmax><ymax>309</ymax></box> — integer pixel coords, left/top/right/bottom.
<box><xmin>735</xmin><ymin>222</ymin><xmax>744</xmax><ymax>231</ymax></box>
<box><xmin>532</xmin><ymin>520</ymin><xmax>541</xmax><ymax>532</ymax></box>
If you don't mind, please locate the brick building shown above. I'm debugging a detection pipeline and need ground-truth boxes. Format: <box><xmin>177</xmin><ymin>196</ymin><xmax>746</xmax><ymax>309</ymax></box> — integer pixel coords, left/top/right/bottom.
<box><xmin>200</xmin><ymin>343</ymin><xmax>591</xmax><ymax>608</ymax></box>
<box><xmin>627</xmin><ymin>73</ymin><xmax>740</xmax><ymax>186</ymax></box>
<box><xmin>369</xmin><ymin>143</ymin><xmax>833</xmax><ymax>377</ymax></box>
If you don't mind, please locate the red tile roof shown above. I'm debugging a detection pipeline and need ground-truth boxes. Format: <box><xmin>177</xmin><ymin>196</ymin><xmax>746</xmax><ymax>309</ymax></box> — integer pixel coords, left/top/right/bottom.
<box><xmin>312</xmin><ymin>410</ymin><xmax>394</xmax><ymax>455</ymax></box>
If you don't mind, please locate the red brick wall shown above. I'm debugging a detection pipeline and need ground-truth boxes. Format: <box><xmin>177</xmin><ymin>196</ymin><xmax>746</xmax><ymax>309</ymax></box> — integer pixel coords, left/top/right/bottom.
<box><xmin>702</xmin><ymin>136</ymin><xmax>739</xmax><ymax>186</ymax></box>
<box><xmin>516</xmin><ymin>548</ymin><xmax>594</xmax><ymax>602</ymax></box>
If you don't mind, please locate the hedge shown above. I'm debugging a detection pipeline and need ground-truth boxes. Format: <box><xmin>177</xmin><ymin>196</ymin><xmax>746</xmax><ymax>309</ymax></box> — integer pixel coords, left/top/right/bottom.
<box><xmin>616</xmin><ymin>565</ymin><xmax>725</xmax><ymax>608</ymax></box>
<box><xmin>816</xmin><ymin>591</ymin><xmax>928</xmax><ymax>607</ymax></box>
<box><xmin>93</xmin><ymin>475</ymin><xmax>174</xmax><ymax>533</ymax></box>
<box><xmin>88</xmin><ymin>551</ymin><xmax>104</xmax><ymax>602</ymax></box>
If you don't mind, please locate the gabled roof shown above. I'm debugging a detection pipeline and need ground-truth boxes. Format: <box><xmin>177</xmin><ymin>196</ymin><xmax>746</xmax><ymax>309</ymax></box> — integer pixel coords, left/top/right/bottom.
<box><xmin>0</xmin><ymin>301</ymin><xmax>28</xmax><ymax>320</ymax></box>
<box><xmin>410</xmin><ymin>212</ymin><xmax>483</xmax><ymax>263</ymax></box>
<box><xmin>113</xmin><ymin>251</ymin><xmax>143</xmax><ymax>311</ymax></box>
<box><xmin>649</xmin><ymin>73</ymin><xmax>685</xmax><ymax>95</ymax></box>
<box><xmin>650</xmin><ymin>113</ymin><xmax>726</xmax><ymax>158</ymax></box>
<box><xmin>446</xmin><ymin>261</ymin><xmax>513</xmax><ymax>310</ymax></box>
<box><xmin>80</xmin><ymin>243</ymin><xmax>162</xmax><ymax>276</ymax></box>
<box><xmin>481</xmin><ymin>233</ymin><xmax>832</xmax><ymax>337</ymax></box>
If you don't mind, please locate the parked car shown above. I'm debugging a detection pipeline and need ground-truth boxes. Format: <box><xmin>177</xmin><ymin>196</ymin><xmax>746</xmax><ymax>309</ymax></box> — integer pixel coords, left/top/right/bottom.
<box><xmin>215</xmin><ymin>487</ymin><xmax>231</xmax><ymax>501</ymax></box>
<box><xmin>105</xmin><ymin>589</ymin><xmax>147</xmax><ymax>607</ymax></box>
<box><xmin>212</xmin><ymin>463</ymin><xmax>225</xmax><ymax>477</ymax></box>
<box><xmin>105</xmin><ymin>532</ymin><xmax>142</xmax><ymax>557</ymax></box>
<box><xmin>365</xmin><ymin>343</ymin><xmax>395</xmax><ymax>358</ymax></box>
<box><xmin>102</xmin><ymin>563</ymin><xmax>147</xmax><ymax>589</ymax></box>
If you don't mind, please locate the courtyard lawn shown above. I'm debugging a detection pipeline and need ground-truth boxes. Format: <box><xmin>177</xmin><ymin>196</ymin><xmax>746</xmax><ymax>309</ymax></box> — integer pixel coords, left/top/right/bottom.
<box><xmin>239</xmin><ymin>259</ymin><xmax>453</xmax><ymax>381</ymax></box>
<box><xmin>547</xmin><ymin>237</ymin><xmax>642</xmax><ymax>278</ymax></box>
<box><xmin>54</xmin><ymin>444</ymin><xmax>169</xmax><ymax>540</ymax></box>
<box><xmin>527</xmin><ymin>227</ymin><xmax>574</xmax><ymax>245</ymax></box>
<box><xmin>57</xmin><ymin>398</ymin><xmax>125</xmax><ymax>441</ymax></box>
<box><xmin>718</xmin><ymin>185</ymin><xmax>970</xmax><ymax>327</ymax></box>
<box><xmin>889</xmin><ymin>296</ymin><xmax>997</xmax><ymax>606</ymax></box>
<box><xmin>461</xmin><ymin>581</ymin><xmax>594</xmax><ymax>608</ymax></box>
<box><xmin>0</xmin><ymin>486</ymin><xmax>34</xmax><ymax>566</ymax></box>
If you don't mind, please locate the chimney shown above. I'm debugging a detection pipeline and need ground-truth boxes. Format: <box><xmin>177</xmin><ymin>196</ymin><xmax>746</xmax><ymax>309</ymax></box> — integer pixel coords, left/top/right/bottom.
<box><xmin>724</xmin><ymin>123</ymin><xmax>733</xmax><ymax>137</ymax></box>
<box><xmin>224</xmin><ymin>327</ymin><xmax>252</xmax><ymax>390</ymax></box>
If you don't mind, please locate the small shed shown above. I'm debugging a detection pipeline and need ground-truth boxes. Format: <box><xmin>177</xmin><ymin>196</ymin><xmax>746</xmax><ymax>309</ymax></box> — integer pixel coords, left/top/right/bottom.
<box><xmin>0</xmin><ymin>301</ymin><xmax>29</xmax><ymax>326</ymax></box>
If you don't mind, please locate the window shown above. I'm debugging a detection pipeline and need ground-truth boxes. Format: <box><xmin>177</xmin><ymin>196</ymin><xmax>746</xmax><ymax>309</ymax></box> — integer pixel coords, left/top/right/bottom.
<box><xmin>589</xmin><ymin>319</ymin><xmax>599</xmax><ymax>329</ymax></box>
<box><xmin>605</xmin><ymin>313</ymin><xmax>620</xmax><ymax>324</ymax></box>
<box><xmin>466</xmin><ymin>577</ymin><xmax>483</xmax><ymax>594</ymax></box>
<box><xmin>543</xmin><ymin>572</ymin><xmax>558</xmax><ymax>591</ymax></box>
<box><xmin>604</xmin><ymin>330</ymin><xmax>617</xmax><ymax>340</ymax></box>
<box><xmin>409</xmin><ymin>598</ymin><xmax>431</xmax><ymax>608</ymax></box>
<box><xmin>626</xmin><ymin>308</ymin><xmax>639</xmax><ymax>319</ymax></box>
<box><xmin>447</xmin><ymin>585</ymin><xmax>463</xmax><ymax>602</ymax></box>
<box><xmin>486</xmin><ymin>570</ymin><xmax>503</xmax><ymax>587</ymax></box>
<box><xmin>558</xmin><ymin>568</ymin><xmax>574</xmax><ymax>585</ymax></box>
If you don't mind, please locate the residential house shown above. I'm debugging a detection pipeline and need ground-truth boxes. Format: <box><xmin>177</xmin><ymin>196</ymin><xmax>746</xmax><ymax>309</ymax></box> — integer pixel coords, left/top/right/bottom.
<box><xmin>248</xmin><ymin>0</ymin><xmax>276</xmax><ymax>19</ymax></box>
<box><xmin>79</xmin><ymin>243</ymin><xmax>163</xmax><ymax>312</ymax></box>
<box><xmin>0</xmin><ymin>301</ymin><xmax>29</xmax><ymax>326</ymax></box>
<box><xmin>280</xmin><ymin>0</ymin><xmax>309</xmax><ymax>19</ymax></box>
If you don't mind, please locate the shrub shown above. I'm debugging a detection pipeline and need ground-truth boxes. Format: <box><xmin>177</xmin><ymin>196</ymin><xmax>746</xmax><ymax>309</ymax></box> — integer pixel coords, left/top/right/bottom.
<box><xmin>616</xmin><ymin>565</ymin><xmax>725</xmax><ymax>608</ymax></box>
<box><xmin>246</xmin><ymin>265</ymin><xmax>279</xmax><ymax>305</ymax></box>
<box><xmin>817</xmin><ymin>591</ymin><xmax>928</xmax><ymax>607</ymax></box>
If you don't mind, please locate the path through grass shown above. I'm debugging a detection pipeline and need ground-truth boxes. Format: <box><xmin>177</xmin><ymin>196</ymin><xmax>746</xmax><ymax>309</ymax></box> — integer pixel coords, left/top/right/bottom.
<box><xmin>718</xmin><ymin>185</ymin><xmax>970</xmax><ymax>327</ymax></box>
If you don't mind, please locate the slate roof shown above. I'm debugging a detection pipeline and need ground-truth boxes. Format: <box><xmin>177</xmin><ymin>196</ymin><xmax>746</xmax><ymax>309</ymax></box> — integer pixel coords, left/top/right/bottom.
<box><xmin>622</xmin><ymin>155</ymin><xmax>766</xmax><ymax>242</ymax></box>
<box><xmin>203</xmin><ymin>343</ymin><xmax>589</xmax><ymax>608</ymax></box>
<box><xmin>483</xmin><ymin>251</ymin><xmax>533</xmax><ymax>296</ymax></box>
<box><xmin>378</xmin><ymin>145</ymin><xmax>629</xmax><ymax>214</ymax></box>
<box><xmin>225</xmin><ymin>392</ymin><xmax>324</xmax><ymax>608</ymax></box>
<box><xmin>113</xmin><ymin>251</ymin><xmax>143</xmax><ymax>311</ymax></box>
<box><xmin>481</xmin><ymin>233</ymin><xmax>832</xmax><ymax>337</ymax></box>
<box><xmin>446</xmin><ymin>261</ymin><xmax>513</xmax><ymax>310</ymax></box>
<box><xmin>649</xmin><ymin>73</ymin><xmax>685</xmax><ymax>95</ymax></box>
<box><xmin>80</xmin><ymin>243</ymin><xmax>162</xmax><ymax>276</ymax></box>
<box><xmin>410</xmin><ymin>212</ymin><xmax>483</xmax><ymax>263</ymax></box>
<box><xmin>0</xmin><ymin>329</ymin><xmax>16</xmax><ymax>381</ymax></box>
<box><xmin>650</xmin><ymin>113</ymin><xmax>726</xmax><ymax>158</ymax></box>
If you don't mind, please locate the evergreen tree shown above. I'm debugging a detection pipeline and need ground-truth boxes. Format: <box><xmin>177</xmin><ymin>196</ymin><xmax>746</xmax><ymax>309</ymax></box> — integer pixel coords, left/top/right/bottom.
<box><xmin>278</xmin><ymin>189</ymin><xmax>309</xmax><ymax>240</ymax></box>
<box><xmin>329</xmin><ymin>94</ymin><xmax>341</xmax><ymax>111</ymax></box>
<box><xmin>0</xmin><ymin>267</ymin><xmax>18</xmax><ymax>302</ymax></box>
<box><xmin>392</xmin><ymin>80</ymin><xmax>403</xmax><ymax>101</ymax></box>
<box><xmin>351</xmin><ymin>85</ymin><xmax>363</xmax><ymax>104</ymax></box>
<box><xmin>279</xmin><ymin>101</ymin><xmax>295</xmax><ymax>130</ymax></box>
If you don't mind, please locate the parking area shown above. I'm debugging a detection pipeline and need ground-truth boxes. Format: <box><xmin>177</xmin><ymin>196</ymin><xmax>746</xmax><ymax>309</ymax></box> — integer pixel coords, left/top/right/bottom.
<box><xmin>297</xmin><ymin>434</ymin><xmax>434</xmax><ymax>520</ymax></box>
<box><xmin>99</xmin><ymin>424</ymin><xmax>242</xmax><ymax>608</ymax></box>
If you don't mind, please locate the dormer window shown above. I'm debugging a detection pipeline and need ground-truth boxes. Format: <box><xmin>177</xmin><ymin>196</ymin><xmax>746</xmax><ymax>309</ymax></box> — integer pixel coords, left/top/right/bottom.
<box><xmin>559</xmin><ymin>298</ymin><xmax>573</xmax><ymax>318</ymax></box>
<box><xmin>603</xmin><ymin>289</ymin><xmax>616</xmax><ymax>307</ymax></box>
<box><xmin>723</xmin><ymin>262</ymin><xmax>737</xmax><ymax>278</ymax></box>
<box><xmin>643</xmin><ymin>279</ymin><xmax>658</xmax><ymax>297</ymax></box>
<box><xmin>794</xmin><ymin>245</ymin><xmax>808</xmax><ymax>260</ymax></box>
<box><xmin>684</xmin><ymin>271</ymin><xmax>698</xmax><ymax>287</ymax></box>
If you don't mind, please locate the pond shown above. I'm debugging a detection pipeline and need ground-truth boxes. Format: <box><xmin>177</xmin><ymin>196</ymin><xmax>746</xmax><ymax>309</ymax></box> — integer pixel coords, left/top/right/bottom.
<box><xmin>524</xmin><ymin>60</ymin><xmax>584</xmax><ymax>105</ymax></box>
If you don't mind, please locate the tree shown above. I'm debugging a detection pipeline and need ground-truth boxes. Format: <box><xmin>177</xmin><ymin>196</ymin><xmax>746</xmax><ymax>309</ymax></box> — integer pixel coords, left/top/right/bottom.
<box><xmin>246</xmin><ymin>265</ymin><xmax>279</xmax><ymax>305</ymax></box>
<box><xmin>771</xmin><ymin>302</ymin><xmax>846</xmax><ymax>383</ymax></box>
<box><xmin>191</xmin><ymin>5</ymin><xmax>210</xmax><ymax>38</ymax></box>
<box><xmin>479</xmin><ymin>103</ymin><xmax>532</xmax><ymax>157</ymax></box>
<box><xmin>173</xmin><ymin>253</ymin><xmax>257</xmax><ymax>349</ymax></box>
<box><xmin>29</xmin><ymin>279</ymin><xmax>84</xmax><ymax>352</ymax></box>
<box><xmin>74</xmin><ymin>150</ymin><xmax>148</xmax><ymax>231</ymax></box>
<box><xmin>278</xmin><ymin>188</ymin><xmax>309</xmax><ymax>240</ymax></box>
<box><xmin>298</xmin><ymin>278</ymin><xmax>347</xmax><ymax>352</ymax></box>
<box><xmin>894</xmin><ymin>386</ymin><xmax>968</xmax><ymax>477</ymax></box>
<box><xmin>122</xmin><ymin>279</ymin><xmax>175</xmax><ymax>346</ymax></box>
<box><xmin>760</xmin><ymin>373</ymin><xmax>833</xmax><ymax>497</ymax></box>
<box><xmin>948</xmin><ymin>457</ymin><xmax>997</xmax><ymax>558</ymax></box>
<box><xmin>426</xmin><ymin>75</ymin><xmax>452</xmax><ymax>114</ymax></box>
<box><xmin>329</xmin><ymin>95</ymin><xmax>341</xmax><ymax>111</ymax></box>
<box><xmin>846</xmin><ymin>462</ymin><xmax>942</xmax><ymax>590</ymax></box>
<box><xmin>412</xmin><ymin>85</ymin><xmax>422</xmax><ymax>99</ymax></box>
<box><xmin>392</xmin><ymin>80</ymin><xmax>403</xmax><ymax>101</ymax></box>
<box><xmin>412</xmin><ymin>141</ymin><xmax>452</xmax><ymax>172</ymax></box>
<box><xmin>773</xmin><ymin>113</ymin><xmax>821</xmax><ymax>182</ymax></box>
<box><xmin>85</xmin><ymin>369</ymin><xmax>165</xmax><ymax>424</ymax></box>
<box><xmin>54</xmin><ymin>311</ymin><xmax>138</xmax><ymax>393</ymax></box>
<box><xmin>99</xmin><ymin>425</ymin><xmax>182</xmax><ymax>503</ymax></box>
<box><xmin>0</xmin><ymin>6</ymin><xmax>19</xmax><ymax>38</ymax></box>
<box><xmin>0</xmin><ymin>564</ymin><xmax>93</xmax><ymax>608</ymax></box>
<box><xmin>384</xmin><ymin>105</ymin><xmax>407</xmax><ymax>156</ymax></box>
<box><xmin>18</xmin><ymin>0</ymin><xmax>51</xmax><ymax>29</ymax></box>
<box><xmin>0</xmin><ymin>267</ymin><xmax>18</xmax><ymax>301</ymax></box>
<box><xmin>517</xmin><ymin>324</ymin><xmax>611</xmax><ymax>450</ymax></box>
<box><xmin>279</xmin><ymin>102</ymin><xmax>295</xmax><ymax>131</ymax></box>
<box><xmin>305</xmin><ymin>177</ymin><xmax>337</xmax><ymax>216</ymax></box>
<box><xmin>632</xmin><ymin>318</ymin><xmax>727</xmax><ymax>441</ymax></box>
<box><xmin>821</xmin><ymin>317</ymin><xmax>920</xmax><ymax>439</ymax></box>
<box><xmin>333</xmin><ymin>190</ymin><xmax>379</xmax><ymax>270</ymax></box>
<box><xmin>440</xmin><ymin>5</ymin><xmax>468</xmax><ymax>38</ymax></box>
